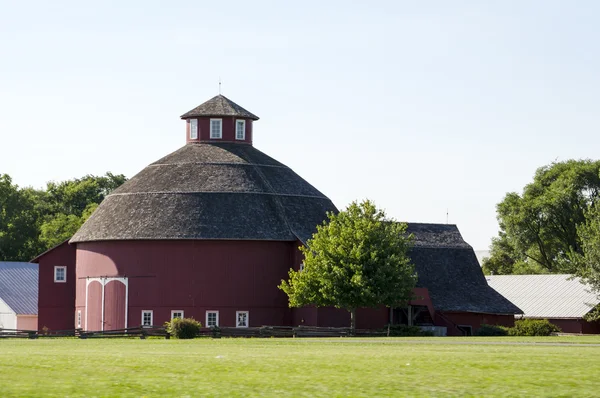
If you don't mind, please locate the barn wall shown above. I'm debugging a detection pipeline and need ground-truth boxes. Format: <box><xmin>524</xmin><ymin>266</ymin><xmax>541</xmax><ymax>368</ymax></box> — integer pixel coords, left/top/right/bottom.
<box><xmin>16</xmin><ymin>315</ymin><xmax>38</xmax><ymax>331</ymax></box>
<box><xmin>437</xmin><ymin>312</ymin><xmax>515</xmax><ymax>336</ymax></box>
<box><xmin>185</xmin><ymin>116</ymin><xmax>253</xmax><ymax>144</ymax></box>
<box><xmin>0</xmin><ymin>297</ymin><xmax>16</xmax><ymax>329</ymax></box>
<box><xmin>36</xmin><ymin>241</ymin><xmax>76</xmax><ymax>331</ymax></box>
<box><xmin>535</xmin><ymin>318</ymin><xmax>600</xmax><ymax>334</ymax></box>
<box><xmin>76</xmin><ymin>240</ymin><xmax>296</xmax><ymax>328</ymax></box>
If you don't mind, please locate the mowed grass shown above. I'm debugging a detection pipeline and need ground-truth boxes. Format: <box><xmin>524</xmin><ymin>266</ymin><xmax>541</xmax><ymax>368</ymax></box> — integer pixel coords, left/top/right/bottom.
<box><xmin>1</xmin><ymin>337</ymin><xmax>600</xmax><ymax>397</ymax></box>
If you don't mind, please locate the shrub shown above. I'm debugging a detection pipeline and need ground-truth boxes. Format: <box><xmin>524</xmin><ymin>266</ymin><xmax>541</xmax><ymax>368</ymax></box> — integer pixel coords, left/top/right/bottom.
<box><xmin>476</xmin><ymin>324</ymin><xmax>509</xmax><ymax>336</ymax></box>
<box><xmin>384</xmin><ymin>324</ymin><xmax>434</xmax><ymax>337</ymax></box>
<box><xmin>165</xmin><ymin>317</ymin><xmax>202</xmax><ymax>339</ymax></box>
<box><xmin>509</xmin><ymin>319</ymin><xmax>561</xmax><ymax>336</ymax></box>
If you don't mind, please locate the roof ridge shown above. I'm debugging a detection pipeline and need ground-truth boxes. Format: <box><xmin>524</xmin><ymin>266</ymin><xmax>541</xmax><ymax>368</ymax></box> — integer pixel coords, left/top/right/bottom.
<box><xmin>107</xmin><ymin>191</ymin><xmax>329</xmax><ymax>199</ymax></box>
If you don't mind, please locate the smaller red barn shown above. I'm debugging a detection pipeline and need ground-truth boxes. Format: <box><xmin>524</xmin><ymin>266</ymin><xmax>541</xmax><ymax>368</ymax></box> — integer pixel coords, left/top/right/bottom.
<box><xmin>487</xmin><ymin>274</ymin><xmax>600</xmax><ymax>334</ymax></box>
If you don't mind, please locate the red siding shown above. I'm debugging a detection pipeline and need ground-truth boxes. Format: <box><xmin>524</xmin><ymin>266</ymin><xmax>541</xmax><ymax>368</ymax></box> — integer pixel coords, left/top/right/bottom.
<box><xmin>104</xmin><ymin>280</ymin><xmax>126</xmax><ymax>330</ymax></box>
<box><xmin>437</xmin><ymin>312</ymin><xmax>516</xmax><ymax>336</ymax></box>
<box><xmin>76</xmin><ymin>240</ymin><xmax>295</xmax><ymax>328</ymax></box>
<box><xmin>35</xmin><ymin>241</ymin><xmax>76</xmax><ymax>331</ymax></box>
<box><xmin>185</xmin><ymin>117</ymin><xmax>253</xmax><ymax>144</ymax></box>
<box><xmin>538</xmin><ymin>318</ymin><xmax>600</xmax><ymax>334</ymax></box>
<box><xmin>87</xmin><ymin>281</ymin><xmax>102</xmax><ymax>331</ymax></box>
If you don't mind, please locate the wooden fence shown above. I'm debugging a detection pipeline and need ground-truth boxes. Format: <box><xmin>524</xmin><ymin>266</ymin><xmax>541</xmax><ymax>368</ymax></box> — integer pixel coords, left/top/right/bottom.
<box><xmin>1</xmin><ymin>325</ymin><xmax>388</xmax><ymax>339</ymax></box>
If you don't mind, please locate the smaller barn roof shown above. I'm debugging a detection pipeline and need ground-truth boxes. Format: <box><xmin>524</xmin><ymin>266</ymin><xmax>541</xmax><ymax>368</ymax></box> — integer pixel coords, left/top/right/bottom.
<box><xmin>180</xmin><ymin>95</ymin><xmax>260</xmax><ymax>120</ymax></box>
<box><xmin>486</xmin><ymin>274</ymin><xmax>600</xmax><ymax>319</ymax></box>
<box><xmin>0</xmin><ymin>262</ymin><xmax>38</xmax><ymax>315</ymax></box>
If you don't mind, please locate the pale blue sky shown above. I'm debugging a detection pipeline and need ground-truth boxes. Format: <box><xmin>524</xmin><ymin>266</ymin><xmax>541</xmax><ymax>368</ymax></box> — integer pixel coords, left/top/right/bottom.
<box><xmin>1</xmin><ymin>1</ymin><xmax>599</xmax><ymax>250</ymax></box>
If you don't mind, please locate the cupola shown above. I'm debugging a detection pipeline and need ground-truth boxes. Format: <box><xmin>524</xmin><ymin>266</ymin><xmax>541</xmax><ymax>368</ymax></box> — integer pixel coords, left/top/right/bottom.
<box><xmin>181</xmin><ymin>95</ymin><xmax>259</xmax><ymax>145</ymax></box>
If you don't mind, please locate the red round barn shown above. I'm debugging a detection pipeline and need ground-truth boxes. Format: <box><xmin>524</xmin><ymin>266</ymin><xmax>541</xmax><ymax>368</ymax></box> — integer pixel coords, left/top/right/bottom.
<box><xmin>69</xmin><ymin>95</ymin><xmax>337</xmax><ymax>330</ymax></box>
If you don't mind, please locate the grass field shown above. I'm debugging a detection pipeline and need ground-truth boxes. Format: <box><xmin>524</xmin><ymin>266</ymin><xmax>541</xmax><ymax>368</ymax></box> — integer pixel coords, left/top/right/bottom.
<box><xmin>1</xmin><ymin>337</ymin><xmax>600</xmax><ymax>397</ymax></box>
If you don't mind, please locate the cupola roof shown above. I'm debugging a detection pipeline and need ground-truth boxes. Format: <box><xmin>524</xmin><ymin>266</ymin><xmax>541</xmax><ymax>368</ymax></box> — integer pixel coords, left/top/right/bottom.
<box><xmin>180</xmin><ymin>95</ymin><xmax>259</xmax><ymax>120</ymax></box>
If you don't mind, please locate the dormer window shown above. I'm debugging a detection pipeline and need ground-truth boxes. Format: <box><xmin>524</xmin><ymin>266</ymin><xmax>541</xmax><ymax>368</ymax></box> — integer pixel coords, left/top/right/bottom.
<box><xmin>236</xmin><ymin>120</ymin><xmax>246</xmax><ymax>140</ymax></box>
<box><xmin>189</xmin><ymin>119</ymin><xmax>198</xmax><ymax>139</ymax></box>
<box><xmin>210</xmin><ymin>119</ymin><xmax>222</xmax><ymax>139</ymax></box>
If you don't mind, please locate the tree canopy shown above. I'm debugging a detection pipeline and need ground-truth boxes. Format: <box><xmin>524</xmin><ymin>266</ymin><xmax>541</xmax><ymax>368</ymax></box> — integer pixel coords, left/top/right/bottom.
<box><xmin>0</xmin><ymin>173</ymin><xmax>126</xmax><ymax>261</ymax></box>
<box><xmin>575</xmin><ymin>201</ymin><xmax>600</xmax><ymax>321</ymax></box>
<box><xmin>278</xmin><ymin>200</ymin><xmax>417</xmax><ymax>329</ymax></box>
<box><xmin>484</xmin><ymin>160</ymin><xmax>600</xmax><ymax>275</ymax></box>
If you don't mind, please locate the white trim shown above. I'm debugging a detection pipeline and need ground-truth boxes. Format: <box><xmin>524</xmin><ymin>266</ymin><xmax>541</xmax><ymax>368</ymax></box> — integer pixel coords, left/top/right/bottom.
<box><xmin>85</xmin><ymin>277</ymin><xmax>129</xmax><ymax>331</ymax></box>
<box><xmin>189</xmin><ymin>119</ymin><xmax>198</xmax><ymax>139</ymax></box>
<box><xmin>142</xmin><ymin>310</ymin><xmax>153</xmax><ymax>327</ymax></box>
<box><xmin>210</xmin><ymin>118</ymin><xmax>222</xmax><ymax>139</ymax></box>
<box><xmin>236</xmin><ymin>311</ymin><xmax>249</xmax><ymax>328</ymax></box>
<box><xmin>205</xmin><ymin>310</ymin><xmax>219</xmax><ymax>328</ymax></box>
<box><xmin>235</xmin><ymin>119</ymin><xmax>246</xmax><ymax>140</ymax></box>
<box><xmin>54</xmin><ymin>266</ymin><xmax>67</xmax><ymax>283</ymax></box>
<box><xmin>77</xmin><ymin>310</ymin><xmax>82</xmax><ymax>328</ymax></box>
<box><xmin>171</xmin><ymin>310</ymin><xmax>184</xmax><ymax>320</ymax></box>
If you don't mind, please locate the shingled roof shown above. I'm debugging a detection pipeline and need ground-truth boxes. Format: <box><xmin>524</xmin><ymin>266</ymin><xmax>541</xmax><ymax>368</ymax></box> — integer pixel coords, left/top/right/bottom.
<box><xmin>71</xmin><ymin>142</ymin><xmax>336</xmax><ymax>243</ymax></box>
<box><xmin>0</xmin><ymin>262</ymin><xmax>38</xmax><ymax>315</ymax></box>
<box><xmin>180</xmin><ymin>95</ymin><xmax>259</xmax><ymax>120</ymax></box>
<box><xmin>406</xmin><ymin>223</ymin><xmax>522</xmax><ymax>315</ymax></box>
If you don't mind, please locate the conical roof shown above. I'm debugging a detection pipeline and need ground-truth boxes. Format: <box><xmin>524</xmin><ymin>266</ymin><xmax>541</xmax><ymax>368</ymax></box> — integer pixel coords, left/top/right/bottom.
<box><xmin>70</xmin><ymin>143</ymin><xmax>336</xmax><ymax>243</ymax></box>
<box><xmin>180</xmin><ymin>95</ymin><xmax>259</xmax><ymax>120</ymax></box>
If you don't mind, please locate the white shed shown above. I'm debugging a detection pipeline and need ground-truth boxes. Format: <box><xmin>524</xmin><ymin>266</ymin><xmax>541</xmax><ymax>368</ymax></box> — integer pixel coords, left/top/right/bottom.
<box><xmin>0</xmin><ymin>262</ymin><xmax>38</xmax><ymax>331</ymax></box>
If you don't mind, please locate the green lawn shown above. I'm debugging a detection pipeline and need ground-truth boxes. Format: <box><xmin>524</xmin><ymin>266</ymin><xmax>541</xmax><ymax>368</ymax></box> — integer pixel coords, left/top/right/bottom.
<box><xmin>1</xmin><ymin>337</ymin><xmax>600</xmax><ymax>397</ymax></box>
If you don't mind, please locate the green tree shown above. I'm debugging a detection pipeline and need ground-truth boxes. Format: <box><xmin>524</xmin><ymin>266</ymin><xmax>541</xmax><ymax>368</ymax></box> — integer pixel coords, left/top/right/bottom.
<box><xmin>485</xmin><ymin>160</ymin><xmax>600</xmax><ymax>274</ymax></box>
<box><xmin>278</xmin><ymin>200</ymin><xmax>417</xmax><ymax>330</ymax></box>
<box><xmin>0</xmin><ymin>175</ymin><xmax>41</xmax><ymax>261</ymax></box>
<box><xmin>575</xmin><ymin>201</ymin><xmax>600</xmax><ymax>321</ymax></box>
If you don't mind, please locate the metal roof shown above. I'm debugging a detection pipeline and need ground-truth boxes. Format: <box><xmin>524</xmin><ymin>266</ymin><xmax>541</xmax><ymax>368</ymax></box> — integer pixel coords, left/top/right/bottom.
<box><xmin>486</xmin><ymin>274</ymin><xmax>599</xmax><ymax>319</ymax></box>
<box><xmin>0</xmin><ymin>262</ymin><xmax>38</xmax><ymax>315</ymax></box>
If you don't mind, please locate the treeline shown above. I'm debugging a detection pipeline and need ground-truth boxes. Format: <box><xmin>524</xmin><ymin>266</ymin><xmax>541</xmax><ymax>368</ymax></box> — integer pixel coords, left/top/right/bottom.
<box><xmin>483</xmin><ymin>159</ymin><xmax>600</xmax><ymax>319</ymax></box>
<box><xmin>0</xmin><ymin>173</ymin><xmax>126</xmax><ymax>261</ymax></box>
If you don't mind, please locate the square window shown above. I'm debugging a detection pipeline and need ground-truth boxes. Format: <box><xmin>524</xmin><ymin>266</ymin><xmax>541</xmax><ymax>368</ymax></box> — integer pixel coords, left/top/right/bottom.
<box><xmin>210</xmin><ymin>119</ymin><xmax>222</xmax><ymax>139</ymax></box>
<box><xmin>54</xmin><ymin>266</ymin><xmax>66</xmax><ymax>283</ymax></box>
<box><xmin>189</xmin><ymin>119</ymin><xmax>198</xmax><ymax>139</ymax></box>
<box><xmin>171</xmin><ymin>311</ymin><xmax>184</xmax><ymax>320</ymax></box>
<box><xmin>236</xmin><ymin>120</ymin><xmax>245</xmax><ymax>140</ymax></box>
<box><xmin>206</xmin><ymin>311</ymin><xmax>219</xmax><ymax>328</ymax></box>
<box><xmin>142</xmin><ymin>310</ymin><xmax>153</xmax><ymax>327</ymax></box>
<box><xmin>236</xmin><ymin>311</ymin><xmax>249</xmax><ymax>328</ymax></box>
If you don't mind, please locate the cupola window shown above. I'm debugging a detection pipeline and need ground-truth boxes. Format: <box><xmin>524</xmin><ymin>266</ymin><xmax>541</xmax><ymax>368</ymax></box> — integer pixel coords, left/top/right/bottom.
<box><xmin>236</xmin><ymin>120</ymin><xmax>246</xmax><ymax>140</ymax></box>
<box><xmin>210</xmin><ymin>119</ymin><xmax>222</xmax><ymax>139</ymax></box>
<box><xmin>189</xmin><ymin>119</ymin><xmax>198</xmax><ymax>139</ymax></box>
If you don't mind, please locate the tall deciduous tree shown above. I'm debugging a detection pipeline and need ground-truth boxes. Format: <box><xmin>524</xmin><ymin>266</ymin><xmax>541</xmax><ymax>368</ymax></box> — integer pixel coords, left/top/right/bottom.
<box><xmin>0</xmin><ymin>173</ymin><xmax>126</xmax><ymax>261</ymax></box>
<box><xmin>484</xmin><ymin>160</ymin><xmax>600</xmax><ymax>275</ymax></box>
<box><xmin>575</xmin><ymin>201</ymin><xmax>600</xmax><ymax>321</ymax></box>
<box><xmin>0</xmin><ymin>175</ymin><xmax>41</xmax><ymax>261</ymax></box>
<box><xmin>278</xmin><ymin>200</ymin><xmax>417</xmax><ymax>330</ymax></box>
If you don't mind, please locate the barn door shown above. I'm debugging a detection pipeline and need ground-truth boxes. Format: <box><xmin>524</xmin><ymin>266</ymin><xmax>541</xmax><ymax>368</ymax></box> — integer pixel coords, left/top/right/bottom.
<box><xmin>85</xmin><ymin>277</ymin><xmax>128</xmax><ymax>331</ymax></box>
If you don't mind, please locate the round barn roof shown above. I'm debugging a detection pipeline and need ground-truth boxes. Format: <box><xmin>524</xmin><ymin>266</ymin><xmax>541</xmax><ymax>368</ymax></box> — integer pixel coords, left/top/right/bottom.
<box><xmin>70</xmin><ymin>142</ymin><xmax>337</xmax><ymax>243</ymax></box>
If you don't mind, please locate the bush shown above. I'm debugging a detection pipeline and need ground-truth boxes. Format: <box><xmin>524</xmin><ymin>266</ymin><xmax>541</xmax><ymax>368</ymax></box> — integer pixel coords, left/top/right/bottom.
<box><xmin>476</xmin><ymin>324</ymin><xmax>509</xmax><ymax>336</ymax></box>
<box><xmin>509</xmin><ymin>319</ymin><xmax>560</xmax><ymax>336</ymax></box>
<box><xmin>384</xmin><ymin>324</ymin><xmax>434</xmax><ymax>337</ymax></box>
<box><xmin>165</xmin><ymin>317</ymin><xmax>202</xmax><ymax>339</ymax></box>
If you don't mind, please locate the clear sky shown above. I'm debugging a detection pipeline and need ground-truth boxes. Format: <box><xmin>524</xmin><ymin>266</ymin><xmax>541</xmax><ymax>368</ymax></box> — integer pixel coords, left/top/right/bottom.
<box><xmin>1</xmin><ymin>1</ymin><xmax>599</xmax><ymax>250</ymax></box>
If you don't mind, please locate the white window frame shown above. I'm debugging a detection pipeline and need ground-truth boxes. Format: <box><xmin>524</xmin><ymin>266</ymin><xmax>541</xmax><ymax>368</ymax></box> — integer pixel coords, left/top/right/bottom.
<box><xmin>206</xmin><ymin>311</ymin><xmax>219</xmax><ymax>328</ymax></box>
<box><xmin>141</xmin><ymin>310</ymin><xmax>153</xmax><ymax>327</ymax></box>
<box><xmin>54</xmin><ymin>266</ymin><xmax>67</xmax><ymax>283</ymax></box>
<box><xmin>189</xmin><ymin>119</ymin><xmax>198</xmax><ymax>139</ymax></box>
<box><xmin>171</xmin><ymin>310</ymin><xmax>184</xmax><ymax>320</ymax></box>
<box><xmin>210</xmin><ymin>118</ymin><xmax>222</xmax><ymax>139</ymax></box>
<box><xmin>235</xmin><ymin>119</ymin><xmax>246</xmax><ymax>140</ymax></box>
<box><xmin>77</xmin><ymin>310</ymin><xmax>82</xmax><ymax>328</ymax></box>
<box><xmin>236</xmin><ymin>311</ymin><xmax>249</xmax><ymax>328</ymax></box>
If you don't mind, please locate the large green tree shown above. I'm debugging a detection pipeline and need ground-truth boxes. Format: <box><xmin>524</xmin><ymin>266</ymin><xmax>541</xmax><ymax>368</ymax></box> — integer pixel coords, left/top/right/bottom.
<box><xmin>0</xmin><ymin>173</ymin><xmax>126</xmax><ymax>261</ymax></box>
<box><xmin>0</xmin><ymin>175</ymin><xmax>42</xmax><ymax>261</ymax></box>
<box><xmin>484</xmin><ymin>160</ymin><xmax>600</xmax><ymax>275</ymax></box>
<box><xmin>278</xmin><ymin>200</ymin><xmax>417</xmax><ymax>330</ymax></box>
<box><xmin>575</xmin><ymin>201</ymin><xmax>600</xmax><ymax>321</ymax></box>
